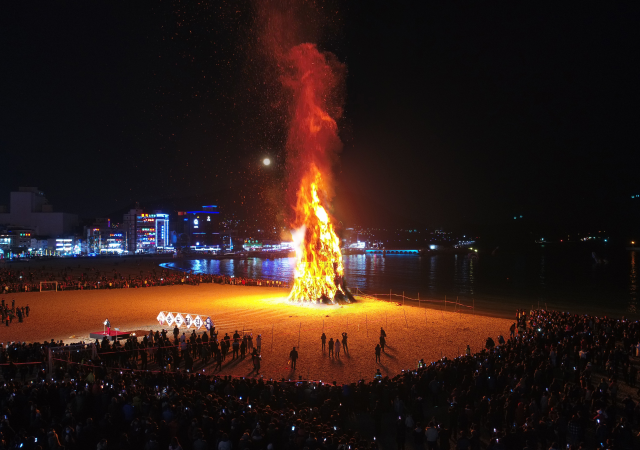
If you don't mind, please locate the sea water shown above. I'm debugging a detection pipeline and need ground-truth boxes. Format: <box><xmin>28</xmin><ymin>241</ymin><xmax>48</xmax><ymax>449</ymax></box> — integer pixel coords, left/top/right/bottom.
<box><xmin>161</xmin><ymin>245</ymin><xmax>639</xmax><ymax>319</ymax></box>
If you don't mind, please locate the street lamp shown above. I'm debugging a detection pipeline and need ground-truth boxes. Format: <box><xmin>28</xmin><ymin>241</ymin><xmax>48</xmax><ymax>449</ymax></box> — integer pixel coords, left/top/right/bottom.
<box><xmin>263</xmin><ymin>158</ymin><xmax>271</xmax><ymax>166</ymax></box>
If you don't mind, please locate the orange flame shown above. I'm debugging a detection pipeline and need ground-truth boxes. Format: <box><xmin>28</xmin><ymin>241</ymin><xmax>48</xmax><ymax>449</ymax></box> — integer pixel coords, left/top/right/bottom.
<box><xmin>289</xmin><ymin>166</ymin><xmax>344</xmax><ymax>303</ymax></box>
<box><xmin>281</xmin><ymin>43</ymin><xmax>346</xmax><ymax>303</ymax></box>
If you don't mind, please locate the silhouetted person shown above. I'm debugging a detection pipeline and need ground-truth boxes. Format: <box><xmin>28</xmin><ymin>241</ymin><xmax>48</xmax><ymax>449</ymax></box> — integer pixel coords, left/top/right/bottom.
<box><xmin>328</xmin><ymin>338</ymin><xmax>334</xmax><ymax>357</ymax></box>
<box><xmin>232</xmin><ymin>339</ymin><xmax>239</xmax><ymax>359</ymax></box>
<box><xmin>485</xmin><ymin>337</ymin><xmax>495</xmax><ymax>350</ymax></box>
<box><xmin>290</xmin><ymin>346</ymin><xmax>299</xmax><ymax>370</ymax></box>
<box><xmin>321</xmin><ymin>332</ymin><xmax>327</xmax><ymax>351</ymax></box>
<box><xmin>375</xmin><ymin>344</ymin><xmax>381</xmax><ymax>362</ymax></box>
<box><xmin>341</xmin><ymin>332</ymin><xmax>348</xmax><ymax>353</ymax></box>
<box><xmin>380</xmin><ymin>335</ymin><xmax>386</xmax><ymax>351</ymax></box>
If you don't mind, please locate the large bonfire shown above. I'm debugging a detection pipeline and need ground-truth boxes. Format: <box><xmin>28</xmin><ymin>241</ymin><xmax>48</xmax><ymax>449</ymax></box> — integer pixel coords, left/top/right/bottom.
<box><xmin>289</xmin><ymin>166</ymin><xmax>345</xmax><ymax>303</ymax></box>
<box><xmin>280</xmin><ymin>44</ymin><xmax>351</xmax><ymax>304</ymax></box>
<box><xmin>256</xmin><ymin>0</ymin><xmax>353</xmax><ymax>304</ymax></box>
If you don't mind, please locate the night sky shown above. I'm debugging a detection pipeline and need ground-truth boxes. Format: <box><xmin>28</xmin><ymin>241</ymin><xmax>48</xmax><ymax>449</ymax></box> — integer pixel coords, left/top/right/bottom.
<box><xmin>1</xmin><ymin>2</ymin><xmax>639</xmax><ymax>233</ymax></box>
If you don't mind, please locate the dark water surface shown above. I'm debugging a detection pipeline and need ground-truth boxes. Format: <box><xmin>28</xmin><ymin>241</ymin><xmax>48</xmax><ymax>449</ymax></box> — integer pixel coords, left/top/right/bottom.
<box><xmin>161</xmin><ymin>245</ymin><xmax>639</xmax><ymax>319</ymax></box>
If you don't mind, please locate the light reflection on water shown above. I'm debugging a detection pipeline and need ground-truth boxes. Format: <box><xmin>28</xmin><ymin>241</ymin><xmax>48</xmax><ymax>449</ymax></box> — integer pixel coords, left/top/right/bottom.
<box><xmin>161</xmin><ymin>249</ymin><xmax>639</xmax><ymax>318</ymax></box>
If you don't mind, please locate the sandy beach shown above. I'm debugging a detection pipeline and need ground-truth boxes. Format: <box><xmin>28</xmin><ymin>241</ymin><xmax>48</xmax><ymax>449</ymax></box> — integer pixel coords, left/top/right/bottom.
<box><xmin>0</xmin><ymin>256</ymin><xmax>512</xmax><ymax>383</ymax></box>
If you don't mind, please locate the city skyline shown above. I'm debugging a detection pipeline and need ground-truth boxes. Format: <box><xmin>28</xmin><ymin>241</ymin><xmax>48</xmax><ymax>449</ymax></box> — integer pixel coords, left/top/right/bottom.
<box><xmin>1</xmin><ymin>2</ymin><xmax>639</xmax><ymax>231</ymax></box>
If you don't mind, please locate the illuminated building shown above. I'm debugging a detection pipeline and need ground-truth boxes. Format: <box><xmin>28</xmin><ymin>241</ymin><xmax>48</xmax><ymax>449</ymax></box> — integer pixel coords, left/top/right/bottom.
<box><xmin>243</xmin><ymin>238</ymin><xmax>262</xmax><ymax>251</ymax></box>
<box><xmin>103</xmin><ymin>232</ymin><xmax>126</xmax><ymax>254</ymax></box>
<box><xmin>85</xmin><ymin>218</ymin><xmax>129</xmax><ymax>254</ymax></box>
<box><xmin>0</xmin><ymin>228</ymin><xmax>35</xmax><ymax>256</ymax></box>
<box><xmin>123</xmin><ymin>207</ymin><xmax>144</xmax><ymax>253</ymax></box>
<box><xmin>55</xmin><ymin>238</ymin><xmax>75</xmax><ymax>255</ymax></box>
<box><xmin>177</xmin><ymin>206</ymin><xmax>224</xmax><ymax>252</ymax></box>
<box><xmin>136</xmin><ymin>213</ymin><xmax>169</xmax><ymax>253</ymax></box>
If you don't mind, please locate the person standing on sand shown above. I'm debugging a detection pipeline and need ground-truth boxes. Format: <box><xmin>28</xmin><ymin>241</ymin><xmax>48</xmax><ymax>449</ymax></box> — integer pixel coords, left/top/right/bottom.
<box><xmin>380</xmin><ymin>334</ymin><xmax>386</xmax><ymax>352</ymax></box>
<box><xmin>380</xmin><ymin>327</ymin><xmax>387</xmax><ymax>341</ymax></box>
<box><xmin>341</xmin><ymin>332</ymin><xmax>348</xmax><ymax>353</ymax></box>
<box><xmin>321</xmin><ymin>333</ymin><xmax>326</xmax><ymax>351</ymax></box>
<box><xmin>252</xmin><ymin>350</ymin><xmax>261</xmax><ymax>374</ymax></box>
<box><xmin>328</xmin><ymin>338</ymin><xmax>334</xmax><ymax>357</ymax></box>
<box><xmin>375</xmin><ymin>344</ymin><xmax>381</xmax><ymax>362</ymax></box>
<box><xmin>335</xmin><ymin>338</ymin><xmax>341</xmax><ymax>358</ymax></box>
<box><xmin>232</xmin><ymin>339</ymin><xmax>239</xmax><ymax>359</ymax></box>
<box><xmin>289</xmin><ymin>347</ymin><xmax>298</xmax><ymax>370</ymax></box>
<box><xmin>256</xmin><ymin>334</ymin><xmax>262</xmax><ymax>353</ymax></box>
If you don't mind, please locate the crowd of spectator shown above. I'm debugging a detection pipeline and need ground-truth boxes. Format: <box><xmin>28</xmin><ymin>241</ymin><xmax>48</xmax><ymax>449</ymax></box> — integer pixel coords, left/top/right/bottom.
<box><xmin>0</xmin><ymin>267</ymin><xmax>288</xmax><ymax>294</ymax></box>
<box><xmin>0</xmin><ymin>298</ymin><xmax>30</xmax><ymax>327</ymax></box>
<box><xmin>0</xmin><ymin>309</ymin><xmax>639</xmax><ymax>449</ymax></box>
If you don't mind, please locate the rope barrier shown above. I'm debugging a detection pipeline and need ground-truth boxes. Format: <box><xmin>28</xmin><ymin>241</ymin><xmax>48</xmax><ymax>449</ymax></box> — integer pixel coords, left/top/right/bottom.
<box><xmin>355</xmin><ymin>288</ymin><xmax>475</xmax><ymax>310</ymax></box>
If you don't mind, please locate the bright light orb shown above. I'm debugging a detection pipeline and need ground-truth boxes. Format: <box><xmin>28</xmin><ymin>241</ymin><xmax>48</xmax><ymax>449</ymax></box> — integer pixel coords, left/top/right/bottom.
<box><xmin>263</xmin><ymin>158</ymin><xmax>271</xmax><ymax>166</ymax></box>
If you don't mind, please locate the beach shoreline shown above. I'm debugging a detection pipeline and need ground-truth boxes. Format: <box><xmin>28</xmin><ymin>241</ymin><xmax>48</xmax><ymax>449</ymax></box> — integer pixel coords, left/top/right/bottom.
<box><xmin>0</xmin><ymin>256</ymin><xmax>513</xmax><ymax>383</ymax></box>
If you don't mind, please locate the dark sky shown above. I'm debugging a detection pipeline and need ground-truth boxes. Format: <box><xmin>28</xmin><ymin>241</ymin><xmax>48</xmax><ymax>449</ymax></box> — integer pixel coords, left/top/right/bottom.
<box><xmin>1</xmin><ymin>2</ymin><xmax>639</xmax><ymax>232</ymax></box>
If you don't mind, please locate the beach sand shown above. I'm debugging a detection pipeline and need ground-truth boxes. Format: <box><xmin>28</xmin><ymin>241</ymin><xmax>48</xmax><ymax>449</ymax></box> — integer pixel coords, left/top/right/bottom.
<box><xmin>0</xmin><ymin>266</ymin><xmax>511</xmax><ymax>383</ymax></box>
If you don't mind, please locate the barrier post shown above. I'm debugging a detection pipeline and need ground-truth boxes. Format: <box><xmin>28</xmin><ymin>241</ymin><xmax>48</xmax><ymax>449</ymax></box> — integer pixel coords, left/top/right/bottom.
<box><xmin>403</xmin><ymin>309</ymin><xmax>408</xmax><ymax>328</ymax></box>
